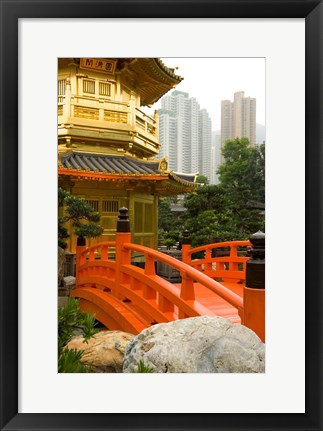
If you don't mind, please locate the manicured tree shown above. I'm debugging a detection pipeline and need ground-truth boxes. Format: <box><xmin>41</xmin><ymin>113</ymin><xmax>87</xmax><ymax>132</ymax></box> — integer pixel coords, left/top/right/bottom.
<box><xmin>195</xmin><ymin>174</ymin><xmax>209</xmax><ymax>185</ymax></box>
<box><xmin>58</xmin><ymin>187</ymin><xmax>104</xmax><ymax>249</ymax></box>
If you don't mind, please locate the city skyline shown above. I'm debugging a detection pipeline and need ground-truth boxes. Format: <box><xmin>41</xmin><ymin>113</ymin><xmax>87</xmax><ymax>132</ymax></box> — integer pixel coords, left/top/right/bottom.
<box><xmin>156</xmin><ymin>87</ymin><xmax>261</xmax><ymax>184</ymax></box>
<box><xmin>146</xmin><ymin>57</ymin><xmax>265</xmax><ymax>132</ymax></box>
<box><xmin>158</xmin><ymin>90</ymin><xmax>212</xmax><ymax>180</ymax></box>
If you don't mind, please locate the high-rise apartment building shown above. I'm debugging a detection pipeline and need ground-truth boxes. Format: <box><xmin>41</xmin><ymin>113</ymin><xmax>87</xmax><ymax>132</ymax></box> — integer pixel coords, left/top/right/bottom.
<box><xmin>158</xmin><ymin>91</ymin><xmax>212</xmax><ymax>181</ymax></box>
<box><xmin>210</xmin><ymin>131</ymin><xmax>221</xmax><ymax>185</ymax></box>
<box><xmin>221</xmin><ymin>91</ymin><xmax>256</xmax><ymax>148</ymax></box>
<box><xmin>199</xmin><ymin>109</ymin><xmax>212</xmax><ymax>180</ymax></box>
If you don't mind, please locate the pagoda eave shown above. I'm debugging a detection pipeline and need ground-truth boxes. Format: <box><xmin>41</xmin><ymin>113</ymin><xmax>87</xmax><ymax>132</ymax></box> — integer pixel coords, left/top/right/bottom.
<box><xmin>58</xmin><ymin>168</ymin><xmax>167</xmax><ymax>182</ymax></box>
<box><xmin>58</xmin><ymin>169</ymin><xmax>197</xmax><ymax>196</ymax></box>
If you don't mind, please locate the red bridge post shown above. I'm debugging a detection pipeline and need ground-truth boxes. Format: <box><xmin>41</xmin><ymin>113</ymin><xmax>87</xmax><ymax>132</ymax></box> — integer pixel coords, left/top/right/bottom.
<box><xmin>243</xmin><ymin>231</ymin><xmax>265</xmax><ymax>342</ymax></box>
<box><xmin>115</xmin><ymin>207</ymin><xmax>131</xmax><ymax>298</ymax></box>
<box><xmin>181</xmin><ymin>230</ymin><xmax>191</xmax><ymax>265</ymax></box>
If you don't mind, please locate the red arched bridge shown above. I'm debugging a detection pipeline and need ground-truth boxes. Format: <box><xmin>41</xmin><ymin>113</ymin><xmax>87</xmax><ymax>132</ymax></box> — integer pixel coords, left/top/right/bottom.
<box><xmin>71</xmin><ymin>208</ymin><xmax>265</xmax><ymax>342</ymax></box>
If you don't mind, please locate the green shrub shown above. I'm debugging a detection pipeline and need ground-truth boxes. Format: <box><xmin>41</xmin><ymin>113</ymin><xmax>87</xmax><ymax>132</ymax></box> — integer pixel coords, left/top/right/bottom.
<box><xmin>58</xmin><ymin>297</ymin><xmax>98</xmax><ymax>373</ymax></box>
<box><xmin>135</xmin><ymin>360</ymin><xmax>155</xmax><ymax>373</ymax></box>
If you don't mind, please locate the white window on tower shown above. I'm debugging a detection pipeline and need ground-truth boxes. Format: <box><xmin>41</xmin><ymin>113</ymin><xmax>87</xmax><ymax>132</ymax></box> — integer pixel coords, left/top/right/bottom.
<box><xmin>83</xmin><ymin>79</ymin><xmax>95</xmax><ymax>94</ymax></box>
<box><xmin>58</xmin><ymin>79</ymin><xmax>66</xmax><ymax>103</ymax></box>
<box><xmin>99</xmin><ymin>82</ymin><xmax>111</xmax><ymax>97</ymax></box>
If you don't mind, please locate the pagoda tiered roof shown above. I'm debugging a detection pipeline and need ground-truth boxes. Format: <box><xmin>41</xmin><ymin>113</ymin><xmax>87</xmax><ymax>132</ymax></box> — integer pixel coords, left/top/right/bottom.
<box><xmin>116</xmin><ymin>58</ymin><xmax>183</xmax><ymax>106</ymax></box>
<box><xmin>60</xmin><ymin>152</ymin><xmax>160</xmax><ymax>175</ymax></box>
<box><xmin>58</xmin><ymin>152</ymin><xmax>200</xmax><ymax>195</ymax></box>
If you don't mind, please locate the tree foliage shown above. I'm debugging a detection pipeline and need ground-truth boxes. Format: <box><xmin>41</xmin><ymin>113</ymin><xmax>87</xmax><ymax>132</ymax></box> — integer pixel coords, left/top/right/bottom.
<box><xmin>195</xmin><ymin>175</ymin><xmax>209</xmax><ymax>185</ymax></box>
<box><xmin>182</xmin><ymin>139</ymin><xmax>265</xmax><ymax>247</ymax></box>
<box><xmin>158</xmin><ymin>198</ymin><xmax>182</xmax><ymax>247</ymax></box>
<box><xmin>158</xmin><ymin>199</ymin><xmax>179</xmax><ymax>232</ymax></box>
<box><xmin>58</xmin><ymin>187</ymin><xmax>104</xmax><ymax>248</ymax></box>
<box><xmin>218</xmin><ymin>137</ymin><xmax>265</xmax><ymax>203</ymax></box>
<box><xmin>58</xmin><ymin>297</ymin><xmax>98</xmax><ymax>373</ymax></box>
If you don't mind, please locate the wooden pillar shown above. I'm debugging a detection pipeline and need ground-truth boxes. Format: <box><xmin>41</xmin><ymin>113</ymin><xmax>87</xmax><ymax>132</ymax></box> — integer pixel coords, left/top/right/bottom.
<box><xmin>75</xmin><ymin>236</ymin><xmax>86</xmax><ymax>288</ymax></box>
<box><xmin>154</xmin><ymin>109</ymin><xmax>158</xmax><ymax>138</ymax></box>
<box><xmin>129</xmin><ymin>91</ymin><xmax>136</xmax><ymax>127</ymax></box>
<box><xmin>64</xmin><ymin>78</ymin><xmax>71</xmax><ymax>120</ymax></box>
<box><xmin>243</xmin><ymin>231</ymin><xmax>265</xmax><ymax>342</ymax></box>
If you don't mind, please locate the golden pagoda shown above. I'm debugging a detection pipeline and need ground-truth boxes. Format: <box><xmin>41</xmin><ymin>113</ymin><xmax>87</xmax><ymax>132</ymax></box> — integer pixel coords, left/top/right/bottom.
<box><xmin>58</xmin><ymin>58</ymin><xmax>199</xmax><ymax>251</ymax></box>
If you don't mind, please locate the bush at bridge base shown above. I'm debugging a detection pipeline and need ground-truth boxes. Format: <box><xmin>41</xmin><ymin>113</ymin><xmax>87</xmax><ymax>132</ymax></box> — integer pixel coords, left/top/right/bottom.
<box><xmin>58</xmin><ymin>297</ymin><xmax>98</xmax><ymax>373</ymax></box>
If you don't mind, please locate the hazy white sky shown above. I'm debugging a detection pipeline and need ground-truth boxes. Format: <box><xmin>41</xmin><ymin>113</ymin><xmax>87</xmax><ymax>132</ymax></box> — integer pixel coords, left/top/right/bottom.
<box><xmin>148</xmin><ymin>57</ymin><xmax>266</xmax><ymax>132</ymax></box>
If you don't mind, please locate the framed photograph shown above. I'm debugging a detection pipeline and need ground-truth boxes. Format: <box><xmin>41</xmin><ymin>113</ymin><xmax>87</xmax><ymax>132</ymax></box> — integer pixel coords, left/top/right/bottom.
<box><xmin>1</xmin><ymin>1</ymin><xmax>322</xmax><ymax>430</ymax></box>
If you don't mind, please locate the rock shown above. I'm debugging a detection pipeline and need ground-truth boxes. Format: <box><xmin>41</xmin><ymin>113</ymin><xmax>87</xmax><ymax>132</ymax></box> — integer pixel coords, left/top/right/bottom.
<box><xmin>63</xmin><ymin>276</ymin><xmax>76</xmax><ymax>290</ymax></box>
<box><xmin>123</xmin><ymin>316</ymin><xmax>265</xmax><ymax>373</ymax></box>
<box><xmin>58</xmin><ymin>247</ymin><xmax>66</xmax><ymax>287</ymax></box>
<box><xmin>67</xmin><ymin>330</ymin><xmax>135</xmax><ymax>373</ymax></box>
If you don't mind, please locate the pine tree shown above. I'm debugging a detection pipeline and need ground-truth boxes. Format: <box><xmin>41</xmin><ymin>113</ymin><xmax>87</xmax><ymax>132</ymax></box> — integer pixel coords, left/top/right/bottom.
<box><xmin>58</xmin><ymin>187</ymin><xmax>104</xmax><ymax>248</ymax></box>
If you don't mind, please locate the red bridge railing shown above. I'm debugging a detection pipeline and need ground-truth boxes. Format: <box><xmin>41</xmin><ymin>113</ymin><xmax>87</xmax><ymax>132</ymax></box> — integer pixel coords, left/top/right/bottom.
<box><xmin>72</xmin><ymin>208</ymin><xmax>265</xmax><ymax>341</ymax></box>
<box><xmin>182</xmin><ymin>236</ymin><xmax>251</xmax><ymax>282</ymax></box>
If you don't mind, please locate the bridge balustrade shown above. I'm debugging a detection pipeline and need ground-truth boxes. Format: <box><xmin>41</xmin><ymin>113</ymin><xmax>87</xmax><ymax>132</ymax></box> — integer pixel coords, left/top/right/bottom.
<box><xmin>121</xmin><ymin>242</ymin><xmax>244</xmax><ymax>319</ymax></box>
<box><xmin>75</xmin><ymin>241</ymin><xmax>117</xmax><ymax>292</ymax></box>
<box><xmin>72</xmin><ymin>208</ymin><xmax>265</xmax><ymax>341</ymax></box>
<box><xmin>182</xmin><ymin>240</ymin><xmax>251</xmax><ymax>282</ymax></box>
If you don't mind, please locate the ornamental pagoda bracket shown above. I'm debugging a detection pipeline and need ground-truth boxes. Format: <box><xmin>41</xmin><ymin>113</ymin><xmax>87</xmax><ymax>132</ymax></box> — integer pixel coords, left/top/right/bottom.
<box><xmin>158</xmin><ymin>158</ymin><xmax>168</xmax><ymax>172</ymax></box>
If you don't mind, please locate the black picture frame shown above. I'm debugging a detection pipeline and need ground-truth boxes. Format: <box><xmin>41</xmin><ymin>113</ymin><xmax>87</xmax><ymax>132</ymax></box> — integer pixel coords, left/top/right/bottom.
<box><xmin>1</xmin><ymin>1</ymin><xmax>322</xmax><ymax>430</ymax></box>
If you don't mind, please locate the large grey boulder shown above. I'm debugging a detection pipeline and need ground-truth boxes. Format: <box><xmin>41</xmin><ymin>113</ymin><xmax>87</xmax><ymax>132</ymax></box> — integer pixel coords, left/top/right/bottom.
<box><xmin>123</xmin><ymin>316</ymin><xmax>265</xmax><ymax>373</ymax></box>
<box><xmin>67</xmin><ymin>330</ymin><xmax>135</xmax><ymax>373</ymax></box>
